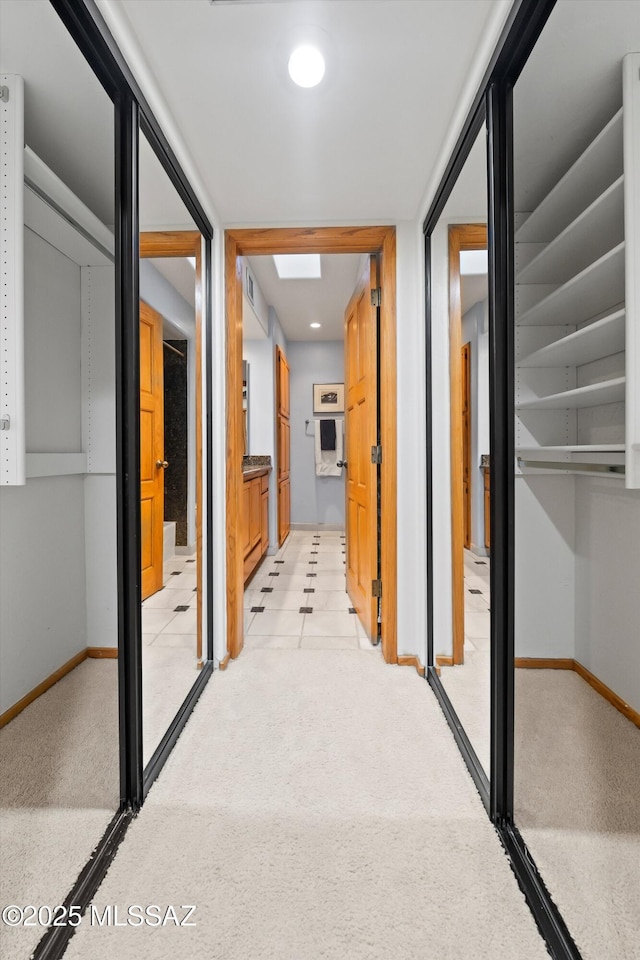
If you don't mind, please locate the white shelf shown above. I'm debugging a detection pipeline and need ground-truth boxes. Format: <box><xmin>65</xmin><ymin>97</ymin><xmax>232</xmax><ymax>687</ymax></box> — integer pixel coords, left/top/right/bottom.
<box><xmin>518</xmin><ymin>310</ymin><xmax>625</xmax><ymax>367</ymax></box>
<box><xmin>515</xmin><ymin>109</ymin><xmax>623</xmax><ymax>243</ymax></box>
<box><xmin>516</xmin><ymin>445</ymin><xmax>625</xmax><ymax>454</ymax></box>
<box><xmin>516</xmin><ymin>377</ymin><xmax>626</xmax><ymax>411</ymax></box>
<box><xmin>517</xmin><ymin>244</ymin><xmax>625</xmax><ymax>326</ymax></box>
<box><xmin>516</xmin><ymin>178</ymin><xmax>624</xmax><ymax>284</ymax></box>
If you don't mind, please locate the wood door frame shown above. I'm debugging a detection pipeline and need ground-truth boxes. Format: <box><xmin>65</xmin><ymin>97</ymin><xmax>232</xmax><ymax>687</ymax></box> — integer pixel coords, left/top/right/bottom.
<box><xmin>225</xmin><ymin>226</ymin><xmax>397</xmax><ymax>664</ymax></box>
<box><xmin>140</xmin><ymin>230</ymin><xmax>204</xmax><ymax>667</ymax></box>
<box><xmin>448</xmin><ymin>224</ymin><xmax>487</xmax><ymax>665</ymax></box>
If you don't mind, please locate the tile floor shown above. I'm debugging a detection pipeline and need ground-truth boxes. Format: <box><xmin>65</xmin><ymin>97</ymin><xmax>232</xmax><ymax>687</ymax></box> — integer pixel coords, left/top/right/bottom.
<box><xmin>141</xmin><ymin>552</ymin><xmax>200</xmax><ymax>760</ymax></box>
<box><xmin>243</xmin><ymin>529</ymin><xmax>379</xmax><ymax>652</ymax></box>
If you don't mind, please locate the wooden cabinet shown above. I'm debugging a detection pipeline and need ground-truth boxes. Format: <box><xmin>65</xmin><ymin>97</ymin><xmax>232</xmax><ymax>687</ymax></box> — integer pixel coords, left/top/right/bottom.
<box><xmin>242</xmin><ymin>468</ymin><xmax>270</xmax><ymax>585</ymax></box>
<box><xmin>275</xmin><ymin>346</ymin><xmax>291</xmax><ymax>545</ymax></box>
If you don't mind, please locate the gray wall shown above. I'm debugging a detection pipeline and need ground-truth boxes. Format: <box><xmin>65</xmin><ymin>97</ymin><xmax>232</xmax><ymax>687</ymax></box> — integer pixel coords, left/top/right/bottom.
<box><xmin>0</xmin><ymin>230</ymin><xmax>87</xmax><ymax>713</ymax></box>
<box><xmin>287</xmin><ymin>340</ymin><xmax>345</xmax><ymax>527</ymax></box>
<box><xmin>461</xmin><ymin>297</ymin><xmax>489</xmax><ymax>554</ymax></box>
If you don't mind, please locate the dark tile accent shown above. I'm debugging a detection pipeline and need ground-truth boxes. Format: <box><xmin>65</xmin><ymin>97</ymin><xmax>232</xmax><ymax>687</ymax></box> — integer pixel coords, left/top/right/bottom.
<box><xmin>274</xmin><ymin>560</ymin><xmax>285</xmax><ymax>564</ymax></box>
<box><xmin>261</xmin><ymin>587</ymin><xmax>273</xmax><ymax>593</ymax></box>
<box><xmin>193</xmin><ymin>587</ymin><xmax>197</xmax><ymax>592</ymax></box>
<box><xmin>170</xmin><ymin>571</ymin><xmax>181</xmax><ymax>576</ymax></box>
<box><xmin>268</xmin><ymin>572</ymin><xmax>280</xmax><ymax>577</ymax></box>
<box><xmin>306</xmin><ymin>573</ymin><xmax>317</xmax><ymax>578</ymax></box>
<box><xmin>475</xmin><ymin>561</ymin><xmax>487</xmax><ymax>565</ymax></box>
<box><xmin>174</xmin><ymin>605</ymin><xmax>190</xmax><ymax>612</ymax></box>
<box><xmin>309</xmin><ymin>561</ymin><xmax>317</xmax><ymax>565</ymax></box>
<box><xmin>468</xmin><ymin>589</ymin><xmax>482</xmax><ymax>595</ymax></box>
<box><xmin>349</xmin><ymin>607</ymin><xmax>356</xmax><ymax>614</ymax></box>
<box><xmin>250</xmin><ymin>606</ymin><xmax>265</xmax><ymax>613</ymax></box>
<box><xmin>299</xmin><ymin>607</ymin><xmax>313</xmax><ymax>614</ymax></box>
<box><xmin>303</xmin><ymin>588</ymin><xmax>315</xmax><ymax>593</ymax></box>
<box><xmin>311</xmin><ymin>551</ymin><xmax>318</xmax><ymax>554</ymax></box>
<box><xmin>186</xmin><ymin>559</ymin><xmax>196</xmax><ymax>563</ymax></box>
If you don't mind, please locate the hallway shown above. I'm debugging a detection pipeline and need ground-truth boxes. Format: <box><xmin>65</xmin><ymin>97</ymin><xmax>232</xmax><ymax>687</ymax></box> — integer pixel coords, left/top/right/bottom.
<box><xmin>62</xmin><ymin>638</ymin><xmax>547</xmax><ymax>959</ymax></box>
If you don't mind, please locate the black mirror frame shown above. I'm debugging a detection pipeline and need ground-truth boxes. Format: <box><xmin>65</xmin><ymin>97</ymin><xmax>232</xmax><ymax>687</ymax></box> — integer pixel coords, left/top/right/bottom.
<box><xmin>423</xmin><ymin>1</ymin><xmax>583</xmax><ymax>958</ymax></box>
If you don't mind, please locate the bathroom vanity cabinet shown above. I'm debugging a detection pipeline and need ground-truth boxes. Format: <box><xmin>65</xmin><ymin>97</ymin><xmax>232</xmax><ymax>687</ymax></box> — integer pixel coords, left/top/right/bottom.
<box><xmin>242</xmin><ymin>467</ymin><xmax>270</xmax><ymax>584</ymax></box>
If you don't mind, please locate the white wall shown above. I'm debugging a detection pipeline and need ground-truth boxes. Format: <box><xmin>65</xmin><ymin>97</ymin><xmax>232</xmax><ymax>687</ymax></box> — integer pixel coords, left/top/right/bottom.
<box><xmin>287</xmin><ymin>340</ymin><xmax>345</xmax><ymax>527</ymax></box>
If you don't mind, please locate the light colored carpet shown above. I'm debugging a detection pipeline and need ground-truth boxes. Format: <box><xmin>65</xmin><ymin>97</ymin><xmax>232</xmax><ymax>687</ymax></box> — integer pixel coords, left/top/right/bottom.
<box><xmin>0</xmin><ymin>660</ymin><xmax>119</xmax><ymax>960</ymax></box>
<box><xmin>515</xmin><ymin>669</ymin><xmax>640</xmax><ymax>960</ymax></box>
<box><xmin>62</xmin><ymin>650</ymin><xmax>547</xmax><ymax>960</ymax></box>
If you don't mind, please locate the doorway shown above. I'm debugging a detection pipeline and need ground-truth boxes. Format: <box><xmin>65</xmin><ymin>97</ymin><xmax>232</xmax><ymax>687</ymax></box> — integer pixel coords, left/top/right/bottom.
<box><xmin>225</xmin><ymin>227</ymin><xmax>397</xmax><ymax>665</ymax></box>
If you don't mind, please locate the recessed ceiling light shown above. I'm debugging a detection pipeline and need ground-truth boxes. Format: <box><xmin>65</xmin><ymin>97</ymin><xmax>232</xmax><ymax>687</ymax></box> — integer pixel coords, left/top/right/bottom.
<box><xmin>273</xmin><ymin>254</ymin><xmax>322</xmax><ymax>279</ymax></box>
<box><xmin>459</xmin><ymin>250</ymin><xmax>488</xmax><ymax>276</ymax></box>
<box><xmin>288</xmin><ymin>45</ymin><xmax>325</xmax><ymax>88</ymax></box>
<box><xmin>310</xmin><ymin>323</ymin><xmax>321</xmax><ymax>329</ymax></box>
<box><xmin>187</xmin><ymin>257</ymin><xmax>196</xmax><ymax>269</ymax></box>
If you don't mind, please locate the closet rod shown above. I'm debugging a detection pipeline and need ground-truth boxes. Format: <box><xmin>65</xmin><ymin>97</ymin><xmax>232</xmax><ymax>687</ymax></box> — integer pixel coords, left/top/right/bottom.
<box><xmin>163</xmin><ymin>341</ymin><xmax>185</xmax><ymax>358</ymax></box>
<box><xmin>517</xmin><ymin>457</ymin><xmax>625</xmax><ymax>476</ymax></box>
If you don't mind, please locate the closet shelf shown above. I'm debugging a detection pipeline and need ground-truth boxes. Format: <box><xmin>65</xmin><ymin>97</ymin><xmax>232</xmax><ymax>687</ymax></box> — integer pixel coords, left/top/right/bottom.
<box><xmin>516</xmin><ymin>177</ymin><xmax>624</xmax><ymax>285</ymax></box>
<box><xmin>516</xmin><ymin>377</ymin><xmax>626</xmax><ymax>411</ymax></box>
<box><xmin>517</xmin><ymin>310</ymin><xmax>626</xmax><ymax>367</ymax></box>
<box><xmin>517</xmin><ymin>243</ymin><xmax>625</xmax><ymax>327</ymax></box>
<box><xmin>516</xmin><ymin>445</ymin><xmax>625</xmax><ymax>454</ymax></box>
<box><xmin>515</xmin><ymin>109</ymin><xmax>623</xmax><ymax>243</ymax></box>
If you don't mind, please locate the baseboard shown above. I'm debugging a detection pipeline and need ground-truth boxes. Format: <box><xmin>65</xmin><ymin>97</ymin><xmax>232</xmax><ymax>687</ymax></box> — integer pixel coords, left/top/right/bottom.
<box><xmin>397</xmin><ymin>655</ymin><xmax>425</xmax><ymax>677</ymax></box>
<box><xmin>516</xmin><ymin>657</ymin><xmax>640</xmax><ymax>729</ymax></box>
<box><xmin>515</xmin><ymin>657</ymin><xmax>574</xmax><ymax>670</ymax></box>
<box><xmin>572</xmin><ymin>660</ymin><xmax>640</xmax><ymax>729</ymax></box>
<box><xmin>436</xmin><ymin>655</ymin><xmax>454</xmax><ymax>667</ymax></box>
<box><xmin>218</xmin><ymin>652</ymin><xmax>231</xmax><ymax>671</ymax></box>
<box><xmin>87</xmin><ymin>646</ymin><xmax>118</xmax><ymax>659</ymax></box>
<box><xmin>0</xmin><ymin>646</ymin><xmax>118</xmax><ymax>729</ymax></box>
<box><xmin>0</xmin><ymin>649</ymin><xmax>88</xmax><ymax>729</ymax></box>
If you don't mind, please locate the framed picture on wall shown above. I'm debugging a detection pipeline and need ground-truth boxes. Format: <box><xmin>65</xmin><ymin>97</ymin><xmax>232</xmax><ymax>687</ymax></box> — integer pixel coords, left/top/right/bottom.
<box><xmin>313</xmin><ymin>383</ymin><xmax>344</xmax><ymax>414</ymax></box>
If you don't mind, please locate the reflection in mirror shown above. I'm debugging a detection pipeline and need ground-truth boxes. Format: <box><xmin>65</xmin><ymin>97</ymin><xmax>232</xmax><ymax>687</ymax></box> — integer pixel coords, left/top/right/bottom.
<box><xmin>513</xmin><ymin>3</ymin><xmax>640</xmax><ymax>957</ymax></box>
<box><xmin>0</xmin><ymin>0</ymin><xmax>117</xmax><ymax>954</ymax></box>
<box><xmin>431</xmin><ymin>125</ymin><xmax>491</xmax><ymax>774</ymax></box>
<box><xmin>139</xmin><ymin>132</ymin><xmax>204</xmax><ymax>766</ymax></box>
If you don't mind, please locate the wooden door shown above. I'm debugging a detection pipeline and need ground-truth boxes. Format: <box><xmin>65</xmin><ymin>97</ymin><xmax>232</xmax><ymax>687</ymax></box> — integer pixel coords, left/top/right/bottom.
<box><xmin>345</xmin><ymin>257</ymin><xmax>378</xmax><ymax>640</ymax></box>
<box><xmin>276</xmin><ymin>346</ymin><xmax>291</xmax><ymax>546</ymax></box>
<box><xmin>140</xmin><ymin>300</ymin><xmax>165</xmax><ymax>600</ymax></box>
<box><xmin>461</xmin><ymin>343</ymin><xmax>471</xmax><ymax>550</ymax></box>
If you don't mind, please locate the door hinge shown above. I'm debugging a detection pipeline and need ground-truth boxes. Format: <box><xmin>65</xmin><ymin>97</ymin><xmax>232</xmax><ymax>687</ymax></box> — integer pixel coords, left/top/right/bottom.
<box><xmin>372</xmin><ymin>579</ymin><xmax>382</xmax><ymax>598</ymax></box>
<box><xmin>370</xmin><ymin>444</ymin><xmax>382</xmax><ymax>464</ymax></box>
<box><xmin>0</xmin><ymin>86</ymin><xmax>9</xmax><ymax>104</ymax></box>
<box><xmin>370</xmin><ymin>287</ymin><xmax>381</xmax><ymax>308</ymax></box>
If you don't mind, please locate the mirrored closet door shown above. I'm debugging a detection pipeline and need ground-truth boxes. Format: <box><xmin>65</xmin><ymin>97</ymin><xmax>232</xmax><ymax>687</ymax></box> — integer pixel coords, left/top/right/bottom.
<box><xmin>138</xmin><ymin>131</ymin><xmax>206</xmax><ymax>767</ymax></box>
<box><xmin>429</xmin><ymin>121</ymin><xmax>492</xmax><ymax>779</ymax></box>
<box><xmin>0</xmin><ymin>2</ymin><xmax>118</xmax><ymax>955</ymax></box>
<box><xmin>513</xmin><ymin>4</ymin><xmax>640</xmax><ymax>958</ymax></box>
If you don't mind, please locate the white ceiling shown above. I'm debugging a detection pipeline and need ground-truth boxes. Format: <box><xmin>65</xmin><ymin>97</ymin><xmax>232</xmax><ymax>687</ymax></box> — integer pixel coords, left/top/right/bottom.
<box><xmin>247</xmin><ymin>254</ymin><xmax>363</xmax><ymax>341</ymax></box>
<box><xmin>148</xmin><ymin>258</ymin><xmax>197</xmax><ymax>308</ymax></box>
<box><xmin>115</xmin><ymin>0</ymin><xmax>498</xmax><ymax>224</ymax></box>
<box><xmin>514</xmin><ymin>0</ymin><xmax>640</xmax><ymax>211</ymax></box>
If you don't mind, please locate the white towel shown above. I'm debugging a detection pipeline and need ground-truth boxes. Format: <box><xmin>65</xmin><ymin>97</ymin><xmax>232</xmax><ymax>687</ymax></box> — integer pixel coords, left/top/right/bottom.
<box><xmin>314</xmin><ymin>418</ymin><xmax>344</xmax><ymax>477</ymax></box>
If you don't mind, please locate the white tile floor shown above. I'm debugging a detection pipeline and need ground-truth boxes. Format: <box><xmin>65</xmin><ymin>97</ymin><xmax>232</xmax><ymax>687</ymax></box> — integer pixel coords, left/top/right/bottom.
<box><xmin>244</xmin><ymin>529</ymin><xmax>379</xmax><ymax>653</ymax></box>
<box><xmin>141</xmin><ymin>552</ymin><xmax>200</xmax><ymax>761</ymax></box>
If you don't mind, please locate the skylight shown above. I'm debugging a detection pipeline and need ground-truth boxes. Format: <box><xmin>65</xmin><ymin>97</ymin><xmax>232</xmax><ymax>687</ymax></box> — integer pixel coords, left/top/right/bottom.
<box><xmin>459</xmin><ymin>250</ymin><xmax>488</xmax><ymax>276</ymax></box>
<box><xmin>273</xmin><ymin>254</ymin><xmax>322</xmax><ymax>279</ymax></box>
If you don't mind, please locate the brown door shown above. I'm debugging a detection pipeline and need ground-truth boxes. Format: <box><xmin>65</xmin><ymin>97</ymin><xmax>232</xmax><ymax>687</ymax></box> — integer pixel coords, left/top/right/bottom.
<box><xmin>461</xmin><ymin>342</ymin><xmax>471</xmax><ymax>550</ymax></box>
<box><xmin>344</xmin><ymin>257</ymin><xmax>378</xmax><ymax>640</ymax></box>
<box><xmin>140</xmin><ymin>300</ymin><xmax>165</xmax><ymax>600</ymax></box>
<box><xmin>276</xmin><ymin>345</ymin><xmax>291</xmax><ymax>546</ymax></box>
